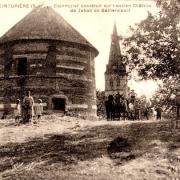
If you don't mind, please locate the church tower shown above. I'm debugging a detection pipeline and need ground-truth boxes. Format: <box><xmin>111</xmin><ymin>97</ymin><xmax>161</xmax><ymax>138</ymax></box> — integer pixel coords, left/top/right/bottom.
<box><xmin>105</xmin><ymin>23</ymin><xmax>129</xmax><ymax>97</ymax></box>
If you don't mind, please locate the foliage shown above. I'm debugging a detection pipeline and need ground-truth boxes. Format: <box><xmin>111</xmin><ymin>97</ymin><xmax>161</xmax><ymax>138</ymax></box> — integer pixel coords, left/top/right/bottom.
<box><xmin>150</xmin><ymin>77</ymin><xmax>179</xmax><ymax>106</ymax></box>
<box><xmin>123</xmin><ymin>0</ymin><xmax>180</xmax><ymax>80</ymax></box>
<box><xmin>96</xmin><ymin>90</ymin><xmax>106</xmax><ymax>117</ymax></box>
<box><xmin>123</xmin><ymin>0</ymin><xmax>180</xmax><ymax>107</ymax></box>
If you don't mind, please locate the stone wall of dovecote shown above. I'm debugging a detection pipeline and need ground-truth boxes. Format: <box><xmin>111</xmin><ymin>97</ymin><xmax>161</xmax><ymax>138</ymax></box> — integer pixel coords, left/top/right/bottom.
<box><xmin>0</xmin><ymin>48</ymin><xmax>4</xmax><ymax>103</ymax></box>
<box><xmin>0</xmin><ymin>40</ymin><xmax>97</xmax><ymax>116</ymax></box>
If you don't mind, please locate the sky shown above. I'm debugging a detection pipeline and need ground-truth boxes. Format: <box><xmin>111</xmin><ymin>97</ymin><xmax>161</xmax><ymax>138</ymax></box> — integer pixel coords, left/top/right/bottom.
<box><xmin>0</xmin><ymin>0</ymin><xmax>160</xmax><ymax>98</ymax></box>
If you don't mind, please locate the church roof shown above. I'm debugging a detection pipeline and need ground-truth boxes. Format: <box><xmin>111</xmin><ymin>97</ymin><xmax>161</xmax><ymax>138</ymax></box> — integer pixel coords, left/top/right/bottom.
<box><xmin>105</xmin><ymin>23</ymin><xmax>127</xmax><ymax>75</ymax></box>
<box><xmin>0</xmin><ymin>7</ymin><xmax>98</xmax><ymax>54</ymax></box>
<box><xmin>108</xmin><ymin>23</ymin><xmax>122</xmax><ymax>65</ymax></box>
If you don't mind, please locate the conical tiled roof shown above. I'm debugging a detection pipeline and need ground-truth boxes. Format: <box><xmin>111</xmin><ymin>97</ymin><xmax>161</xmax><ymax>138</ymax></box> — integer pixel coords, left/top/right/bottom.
<box><xmin>0</xmin><ymin>7</ymin><xmax>98</xmax><ymax>54</ymax></box>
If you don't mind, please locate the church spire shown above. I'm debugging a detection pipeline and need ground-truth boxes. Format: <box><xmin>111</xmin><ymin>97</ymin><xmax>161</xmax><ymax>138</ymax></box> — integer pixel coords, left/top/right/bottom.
<box><xmin>113</xmin><ymin>22</ymin><xmax>118</xmax><ymax>36</ymax></box>
<box><xmin>105</xmin><ymin>22</ymin><xmax>129</xmax><ymax>98</ymax></box>
<box><xmin>108</xmin><ymin>22</ymin><xmax>122</xmax><ymax>66</ymax></box>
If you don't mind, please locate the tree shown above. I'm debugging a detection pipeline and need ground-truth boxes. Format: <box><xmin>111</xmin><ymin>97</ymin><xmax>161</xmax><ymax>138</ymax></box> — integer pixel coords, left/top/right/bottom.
<box><xmin>123</xmin><ymin>0</ymin><xmax>180</xmax><ymax>107</ymax></box>
<box><xmin>123</xmin><ymin>0</ymin><xmax>180</xmax><ymax>80</ymax></box>
<box><xmin>96</xmin><ymin>90</ymin><xmax>106</xmax><ymax>117</ymax></box>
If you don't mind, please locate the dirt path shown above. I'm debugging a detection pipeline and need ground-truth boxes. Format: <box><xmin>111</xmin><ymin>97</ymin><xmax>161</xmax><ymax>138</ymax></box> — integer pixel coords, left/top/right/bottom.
<box><xmin>0</xmin><ymin>116</ymin><xmax>179</xmax><ymax>180</ymax></box>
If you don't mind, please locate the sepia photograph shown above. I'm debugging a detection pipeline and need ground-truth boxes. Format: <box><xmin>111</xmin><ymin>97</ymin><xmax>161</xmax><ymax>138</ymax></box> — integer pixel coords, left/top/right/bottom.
<box><xmin>0</xmin><ymin>0</ymin><xmax>179</xmax><ymax>179</ymax></box>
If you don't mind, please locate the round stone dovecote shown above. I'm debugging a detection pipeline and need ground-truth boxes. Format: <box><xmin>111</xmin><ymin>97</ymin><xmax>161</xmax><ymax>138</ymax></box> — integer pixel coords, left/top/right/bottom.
<box><xmin>0</xmin><ymin>7</ymin><xmax>98</xmax><ymax>117</ymax></box>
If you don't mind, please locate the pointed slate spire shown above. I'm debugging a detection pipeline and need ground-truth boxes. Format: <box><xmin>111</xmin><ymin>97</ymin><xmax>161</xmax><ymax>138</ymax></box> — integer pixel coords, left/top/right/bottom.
<box><xmin>108</xmin><ymin>22</ymin><xmax>122</xmax><ymax>66</ymax></box>
<box><xmin>112</xmin><ymin>22</ymin><xmax>118</xmax><ymax>38</ymax></box>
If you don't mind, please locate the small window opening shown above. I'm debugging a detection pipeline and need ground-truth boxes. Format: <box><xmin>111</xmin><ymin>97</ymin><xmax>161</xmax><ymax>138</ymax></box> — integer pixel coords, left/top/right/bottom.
<box><xmin>110</xmin><ymin>80</ymin><xmax>113</xmax><ymax>87</ymax></box>
<box><xmin>17</xmin><ymin>58</ymin><xmax>27</xmax><ymax>75</ymax></box>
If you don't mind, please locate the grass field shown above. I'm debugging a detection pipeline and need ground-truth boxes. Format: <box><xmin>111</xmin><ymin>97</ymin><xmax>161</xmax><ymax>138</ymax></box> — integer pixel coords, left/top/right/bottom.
<box><xmin>0</xmin><ymin>115</ymin><xmax>179</xmax><ymax>180</ymax></box>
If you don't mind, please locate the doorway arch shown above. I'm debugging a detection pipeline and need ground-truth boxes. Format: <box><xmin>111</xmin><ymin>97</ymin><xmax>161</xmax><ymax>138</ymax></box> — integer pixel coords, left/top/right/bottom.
<box><xmin>49</xmin><ymin>94</ymin><xmax>68</xmax><ymax>112</ymax></box>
